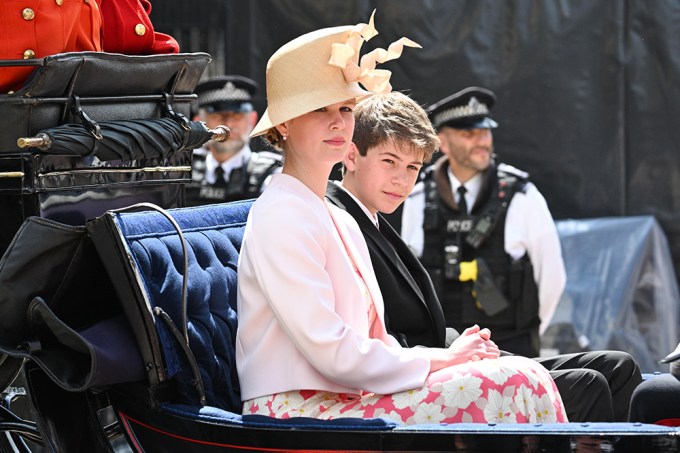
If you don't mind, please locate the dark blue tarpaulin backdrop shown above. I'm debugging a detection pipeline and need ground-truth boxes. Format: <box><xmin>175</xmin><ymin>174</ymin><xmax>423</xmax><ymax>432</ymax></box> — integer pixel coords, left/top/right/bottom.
<box><xmin>154</xmin><ymin>0</ymin><xmax>680</xmax><ymax>281</ymax></box>
<box><xmin>153</xmin><ymin>0</ymin><xmax>680</xmax><ymax>363</ymax></box>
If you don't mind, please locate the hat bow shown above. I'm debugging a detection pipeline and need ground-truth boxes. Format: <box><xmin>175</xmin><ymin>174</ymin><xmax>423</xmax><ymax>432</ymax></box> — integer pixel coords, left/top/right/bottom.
<box><xmin>328</xmin><ymin>10</ymin><xmax>421</xmax><ymax>94</ymax></box>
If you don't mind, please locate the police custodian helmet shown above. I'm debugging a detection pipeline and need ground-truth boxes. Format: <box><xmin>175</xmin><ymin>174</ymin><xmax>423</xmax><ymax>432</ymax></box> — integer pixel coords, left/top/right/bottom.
<box><xmin>427</xmin><ymin>86</ymin><xmax>499</xmax><ymax>131</ymax></box>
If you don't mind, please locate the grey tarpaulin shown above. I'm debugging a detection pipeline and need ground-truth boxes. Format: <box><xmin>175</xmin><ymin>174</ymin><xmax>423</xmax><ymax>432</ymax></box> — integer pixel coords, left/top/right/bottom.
<box><xmin>543</xmin><ymin>216</ymin><xmax>680</xmax><ymax>373</ymax></box>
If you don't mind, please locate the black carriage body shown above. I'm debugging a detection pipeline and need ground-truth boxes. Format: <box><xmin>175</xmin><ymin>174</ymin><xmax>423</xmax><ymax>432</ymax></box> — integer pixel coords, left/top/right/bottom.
<box><xmin>0</xmin><ymin>51</ymin><xmax>210</xmax><ymax>451</ymax></box>
<box><xmin>0</xmin><ymin>51</ymin><xmax>211</xmax><ymax>257</ymax></box>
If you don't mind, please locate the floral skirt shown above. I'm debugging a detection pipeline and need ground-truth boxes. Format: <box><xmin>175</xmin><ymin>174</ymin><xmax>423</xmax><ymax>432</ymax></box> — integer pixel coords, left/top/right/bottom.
<box><xmin>243</xmin><ymin>356</ymin><xmax>568</xmax><ymax>425</ymax></box>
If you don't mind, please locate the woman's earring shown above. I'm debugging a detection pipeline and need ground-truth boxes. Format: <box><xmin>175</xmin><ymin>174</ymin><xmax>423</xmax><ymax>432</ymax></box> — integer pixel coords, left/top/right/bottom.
<box><xmin>282</xmin><ymin>133</ymin><xmax>288</xmax><ymax>141</ymax></box>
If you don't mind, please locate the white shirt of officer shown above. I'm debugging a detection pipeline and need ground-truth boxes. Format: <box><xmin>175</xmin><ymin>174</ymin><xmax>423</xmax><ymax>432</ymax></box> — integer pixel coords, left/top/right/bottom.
<box><xmin>401</xmin><ymin>164</ymin><xmax>566</xmax><ymax>335</ymax></box>
<box><xmin>204</xmin><ymin>144</ymin><xmax>252</xmax><ymax>185</ymax></box>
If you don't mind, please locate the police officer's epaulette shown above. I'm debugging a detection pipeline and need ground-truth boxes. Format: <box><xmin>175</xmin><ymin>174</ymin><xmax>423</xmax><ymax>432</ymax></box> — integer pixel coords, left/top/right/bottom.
<box><xmin>252</xmin><ymin>150</ymin><xmax>284</xmax><ymax>164</ymax></box>
<box><xmin>465</xmin><ymin>164</ymin><xmax>528</xmax><ymax>249</ymax></box>
<box><xmin>192</xmin><ymin>147</ymin><xmax>209</xmax><ymax>157</ymax></box>
<box><xmin>497</xmin><ymin>163</ymin><xmax>529</xmax><ymax>194</ymax></box>
<box><xmin>245</xmin><ymin>150</ymin><xmax>284</xmax><ymax>196</ymax></box>
<box><xmin>190</xmin><ymin>151</ymin><xmax>208</xmax><ymax>182</ymax></box>
<box><xmin>410</xmin><ymin>165</ymin><xmax>434</xmax><ymax>184</ymax></box>
<box><xmin>421</xmin><ymin>164</ymin><xmax>436</xmax><ymax>180</ymax></box>
<box><xmin>407</xmin><ymin>166</ymin><xmax>434</xmax><ymax>198</ymax></box>
<box><xmin>246</xmin><ymin>150</ymin><xmax>283</xmax><ymax>175</ymax></box>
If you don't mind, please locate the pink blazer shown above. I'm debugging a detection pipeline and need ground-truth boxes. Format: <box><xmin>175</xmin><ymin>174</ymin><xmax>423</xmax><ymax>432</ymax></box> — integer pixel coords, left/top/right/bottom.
<box><xmin>236</xmin><ymin>174</ymin><xmax>429</xmax><ymax>401</ymax></box>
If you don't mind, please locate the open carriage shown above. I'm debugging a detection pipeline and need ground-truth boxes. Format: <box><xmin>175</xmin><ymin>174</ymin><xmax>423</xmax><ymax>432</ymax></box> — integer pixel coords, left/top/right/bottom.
<box><xmin>0</xmin><ymin>52</ymin><xmax>678</xmax><ymax>452</ymax></box>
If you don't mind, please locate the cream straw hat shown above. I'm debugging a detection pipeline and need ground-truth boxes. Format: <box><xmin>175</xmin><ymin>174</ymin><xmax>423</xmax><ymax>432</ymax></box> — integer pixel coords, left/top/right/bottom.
<box><xmin>251</xmin><ymin>11</ymin><xmax>420</xmax><ymax>137</ymax></box>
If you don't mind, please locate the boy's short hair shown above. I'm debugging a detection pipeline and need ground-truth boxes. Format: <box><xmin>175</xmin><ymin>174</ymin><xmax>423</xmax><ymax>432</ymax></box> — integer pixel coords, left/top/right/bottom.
<box><xmin>353</xmin><ymin>91</ymin><xmax>440</xmax><ymax>163</ymax></box>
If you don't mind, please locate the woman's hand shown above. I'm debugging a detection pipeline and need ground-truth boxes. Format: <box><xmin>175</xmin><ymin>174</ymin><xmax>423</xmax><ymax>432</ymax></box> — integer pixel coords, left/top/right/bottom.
<box><xmin>450</xmin><ymin>324</ymin><xmax>500</xmax><ymax>361</ymax></box>
<box><xmin>427</xmin><ymin>324</ymin><xmax>500</xmax><ymax>372</ymax></box>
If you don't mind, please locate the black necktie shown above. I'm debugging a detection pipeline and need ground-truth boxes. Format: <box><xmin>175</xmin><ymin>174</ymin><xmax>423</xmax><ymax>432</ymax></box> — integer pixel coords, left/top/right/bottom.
<box><xmin>214</xmin><ymin>166</ymin><xmax>228</xmax><ymax>187</ymax></box>
<box><xmin>457</xmin><ymin>185</ymin><xmax>468</xmax><ymax>214</ymax></box>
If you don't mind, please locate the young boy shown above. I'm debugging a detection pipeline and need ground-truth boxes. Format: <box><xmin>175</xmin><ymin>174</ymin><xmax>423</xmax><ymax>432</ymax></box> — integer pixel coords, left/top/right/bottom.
<box><xmin>326</xmin><ymin>91</ymin><xmax>446</xmax><ymax>348</ymax></box>
<box><xmin>326</xmin><ymin>91</ymin><xmax>642</xmax><ymax>423</ymax></box>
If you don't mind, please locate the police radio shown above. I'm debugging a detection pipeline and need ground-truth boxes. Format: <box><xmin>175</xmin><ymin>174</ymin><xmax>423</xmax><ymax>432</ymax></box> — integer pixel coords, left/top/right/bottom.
<box><xmin>466</xmin><ymin>211</ymin><xmax>498</xmax><ymax>249</ymax></box>
<box><xmin>465</xmin><ymin>167</ymin><xmax>527</xmax><ymax>249</ymax></box>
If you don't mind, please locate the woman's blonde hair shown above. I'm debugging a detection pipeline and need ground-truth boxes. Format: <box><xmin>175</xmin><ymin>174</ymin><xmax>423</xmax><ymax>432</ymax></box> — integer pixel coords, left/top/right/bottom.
<box><xmin>263</xmin><ymin>127</ymin><xmax>285</xmax><ymax>150</ymax></box>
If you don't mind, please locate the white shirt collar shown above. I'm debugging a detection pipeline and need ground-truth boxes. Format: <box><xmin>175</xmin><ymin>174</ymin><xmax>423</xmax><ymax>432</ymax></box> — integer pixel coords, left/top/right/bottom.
<box><xmin>447</xmin><ymin>167</ymin><xmax>483</xmax><ymax>208</ymax></box>
<box><xmin>205</xmin><ymin>145</ymin><xmax>252</xmax><ymax>184</ymax></box>
<box><xmin>332</xmin><ymin>180</ymin><xmax>380</xmax><ymax>229</ymax></box>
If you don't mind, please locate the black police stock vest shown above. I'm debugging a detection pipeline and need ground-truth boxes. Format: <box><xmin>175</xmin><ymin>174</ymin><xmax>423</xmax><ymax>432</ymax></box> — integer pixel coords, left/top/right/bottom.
<box><xmin>185</xmin><ymin>151</ymin><xmax>282</xmax><ymax>206</ymax></box>
<box><xmin>420</xmin><ymin>164</ymin><xmax>540</xmax><ymax>342</ymax></box>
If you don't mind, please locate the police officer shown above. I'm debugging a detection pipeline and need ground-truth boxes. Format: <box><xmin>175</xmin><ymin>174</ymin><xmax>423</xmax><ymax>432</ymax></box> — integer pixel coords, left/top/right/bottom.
<box><xmin>401</xmin><ymin>87</ymin><xmax>566</xmax><ymax>357</ymax></box>
<box><xmin>185</xmin><ymin>75</ymin><xmax>282</xmax><ymax>206</ymax></box>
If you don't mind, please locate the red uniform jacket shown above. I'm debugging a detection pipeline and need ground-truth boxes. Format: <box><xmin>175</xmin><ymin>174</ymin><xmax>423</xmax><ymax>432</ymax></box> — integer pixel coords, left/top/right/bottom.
<box><xmin>99</xmin><ymin>0</ymin><xmax>179</xmax><ymax>55</ymax></box>
<box><xmin>0</xmin><ymin>0</ymin><xmax>179</xmax><ymax>92</ymax></box>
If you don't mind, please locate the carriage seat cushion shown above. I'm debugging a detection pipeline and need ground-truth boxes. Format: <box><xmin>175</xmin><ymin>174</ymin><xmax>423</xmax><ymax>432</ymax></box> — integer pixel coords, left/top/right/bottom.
<box><xmin>112</xmin><ymin>200</ymin><xmax>254</xmax><ymax>413</ymax></box>
<box><xmin>111</xmin><ymin>198</ymin><xmax>398</xmax><ymax>430</ymax></box>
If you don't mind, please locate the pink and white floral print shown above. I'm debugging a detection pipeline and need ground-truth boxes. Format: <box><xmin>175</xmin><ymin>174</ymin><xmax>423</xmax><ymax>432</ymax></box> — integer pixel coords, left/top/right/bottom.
<box><xmin>243</xmin><ymin>356</ymin><xmax>568</xmax><ymax>425</ymax></box>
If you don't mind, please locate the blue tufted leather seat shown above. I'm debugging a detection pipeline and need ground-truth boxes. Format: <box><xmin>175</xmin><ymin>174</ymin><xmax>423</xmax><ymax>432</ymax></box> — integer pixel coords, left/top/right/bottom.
<box><xmin>83</xmin><ymin>199</ymin><xmax>680</xmax><ymax>451</ymax></box>
<box><xmin>90</xmin><ymin>200</ymin><xmax>253</xmax><ymax>413</ymax></box>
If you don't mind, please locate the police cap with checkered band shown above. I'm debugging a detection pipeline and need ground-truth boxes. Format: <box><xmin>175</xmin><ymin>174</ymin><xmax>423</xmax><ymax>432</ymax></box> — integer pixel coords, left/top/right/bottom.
<box><xmin>195</xmin><ymin>75</ymin><xmax>259</xmax><ymax>113</ymax></box>
<box><xmin>427</xmin><ymin>86</ymin><xmax>499</xmax><ymax>130</ymax></box>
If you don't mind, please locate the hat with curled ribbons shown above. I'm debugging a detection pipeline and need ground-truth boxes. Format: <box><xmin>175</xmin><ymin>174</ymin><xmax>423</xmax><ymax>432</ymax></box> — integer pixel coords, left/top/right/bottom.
<box><xmin>250</xmin><ymin>10</ymin><xmax>421</xmax><ymax>137</ymax></box>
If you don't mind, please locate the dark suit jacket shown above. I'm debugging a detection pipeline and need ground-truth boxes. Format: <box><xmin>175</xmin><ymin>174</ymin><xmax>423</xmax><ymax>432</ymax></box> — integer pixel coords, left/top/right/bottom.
<box><xmin>326</xmin><ymin>182</ymin><xmax>446</xmax><ymax>348</ymax></box>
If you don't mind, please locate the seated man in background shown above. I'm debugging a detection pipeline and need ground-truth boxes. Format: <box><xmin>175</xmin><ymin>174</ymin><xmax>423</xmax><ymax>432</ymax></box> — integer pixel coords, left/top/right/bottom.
<box><xmin>326</xmin><ymin>90</ymin><xmax>642</xmax><ymax>422</ymax></box>
<box><xmin>185</xmin><ymin>75</ymin><xmax>282</xmax><ymax>206</ymax></box>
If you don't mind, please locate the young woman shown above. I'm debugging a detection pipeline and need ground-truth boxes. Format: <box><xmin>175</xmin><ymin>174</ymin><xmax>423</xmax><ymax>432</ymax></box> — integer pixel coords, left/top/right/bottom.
<box><xmin>235</xmin><ymin>13</ymin><xmax>568</xmax><ymax>425</ymax></box>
